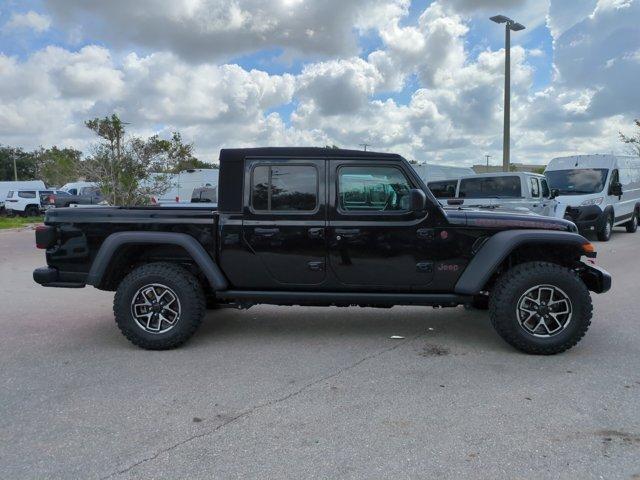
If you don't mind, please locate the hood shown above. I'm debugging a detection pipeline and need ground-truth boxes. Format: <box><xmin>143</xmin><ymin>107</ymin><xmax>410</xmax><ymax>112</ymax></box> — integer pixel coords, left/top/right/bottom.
<box><xmin>444</xmin><ymin>207</ymin><xmax>577</xmax><ymax>232</ymax></box>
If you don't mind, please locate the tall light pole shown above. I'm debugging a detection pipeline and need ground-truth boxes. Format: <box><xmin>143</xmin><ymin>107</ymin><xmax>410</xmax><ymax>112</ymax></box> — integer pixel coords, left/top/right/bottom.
<box><xmin>13</xmin><ymin>156</ymin><xmax>18</xmax><ymax>181</ymax></box>
<box><xmin>490</xmin><ymin>15</ymin><xmax>525</xmax><ymax>172</ymax></box>
<box><xmin>485</xmin><ymin>154</ymin><xmax>491</xmax><ymax>170</ymax></box>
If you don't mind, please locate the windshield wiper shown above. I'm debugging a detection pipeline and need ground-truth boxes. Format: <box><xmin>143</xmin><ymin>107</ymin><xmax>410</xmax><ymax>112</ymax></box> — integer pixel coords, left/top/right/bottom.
<box><xmin>557</xmin><ymin>189</ymin><xmax>596</xmax><ymax>195</ymax></box>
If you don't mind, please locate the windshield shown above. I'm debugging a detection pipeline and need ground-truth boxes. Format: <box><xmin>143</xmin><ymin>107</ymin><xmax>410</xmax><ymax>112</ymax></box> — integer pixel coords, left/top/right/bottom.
<box><xmin>545</xmin><ymin>168</ymin><xmax>609</xmax><ymax>195</ymax></box>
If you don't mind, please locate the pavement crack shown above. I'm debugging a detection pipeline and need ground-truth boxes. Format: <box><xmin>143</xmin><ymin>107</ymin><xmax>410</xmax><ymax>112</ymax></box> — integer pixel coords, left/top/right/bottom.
<box><xmin>100</xmin><ymin>332</ymin><xmax>424</xmax><ymax>479</ymax></box>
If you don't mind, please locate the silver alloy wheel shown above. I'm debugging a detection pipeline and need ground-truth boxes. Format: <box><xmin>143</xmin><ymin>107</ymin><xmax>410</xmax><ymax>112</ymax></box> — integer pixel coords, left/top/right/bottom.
<box><xmin>130</xmin><ymin>283</ymin><xmax>181</xmax><ymax>334</ymax></box>
<box><xmin>516</xmin><ymin>284</ymin><xmax>572</xmax><ymax>337</ymax></box>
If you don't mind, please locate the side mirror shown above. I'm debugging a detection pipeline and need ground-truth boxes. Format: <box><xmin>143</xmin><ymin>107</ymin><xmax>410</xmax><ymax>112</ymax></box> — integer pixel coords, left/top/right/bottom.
<box><xmin>409</xmin><ymin>189</ymin><xmax>427</xmax><ymax>211</ymax></box>
<box><xmin>550</xmin><ymin>188</ymin><xmax>559</xmax><ymax>199</ymax></box>
<box><xmin>610</xmin><ymin>182</ymin><xmax>623</xmax><ymax>197</ymax></box>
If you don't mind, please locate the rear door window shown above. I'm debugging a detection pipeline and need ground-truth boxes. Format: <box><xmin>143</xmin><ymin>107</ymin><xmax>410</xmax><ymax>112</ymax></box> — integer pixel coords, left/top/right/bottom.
<box><xmin>251</xmin><ymin>164</ymin><xmax>318</xmax><ymax>212</ymax></box>
<box><xmin>459</xmin><ymin>176</ymin><xmax>521</xmax><ymax>198</ymax></box>
<box><xmin>18</xmin><ymin>191</ymin><xmax>36</xmax><ymax>199</ymax></box>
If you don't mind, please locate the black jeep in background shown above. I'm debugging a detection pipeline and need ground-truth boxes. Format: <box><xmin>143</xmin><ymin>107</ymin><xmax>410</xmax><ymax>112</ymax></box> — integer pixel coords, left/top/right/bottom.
<box><xmin>33</xmin><ymin>148</ymin><xmax>611</xmax><ymax>354</ymax></box>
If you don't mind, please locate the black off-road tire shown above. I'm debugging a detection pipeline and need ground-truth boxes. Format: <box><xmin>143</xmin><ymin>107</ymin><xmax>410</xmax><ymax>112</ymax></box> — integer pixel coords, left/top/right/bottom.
<box><xmin>625</xmin><ymin>210</ymin><xmax>638</xmax><ymax>233</ymax></box>
<box><xmin>470</xmin><ymin>294</ymin><xmax>490</xmax><ymax>310</ymax></box>
<box><xmin>24</xmin><ymin>205</ymin><xmax>39</xmax><ymax>217</ymax></box>
<box><xmin>489</xmin><ymin>262</ymin><xmax>592</xmax><ymax>355</ymax></box>
<box><xmin>596</xmin><ymin>212</ymin><xmax>613</xmax><ymax>241</ymax></box>
<box><xmin>114</xmin><ymin>262</ymin><xmax>206</xmax><ymax>350</ymax></box>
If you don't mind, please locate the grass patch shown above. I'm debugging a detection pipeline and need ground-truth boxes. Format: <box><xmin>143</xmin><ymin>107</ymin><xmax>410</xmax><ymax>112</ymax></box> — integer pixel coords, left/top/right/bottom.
<box><xmin>0</xmin><ymin>216</ymin><xmax>44</xmax><ymax>230</ymax></box>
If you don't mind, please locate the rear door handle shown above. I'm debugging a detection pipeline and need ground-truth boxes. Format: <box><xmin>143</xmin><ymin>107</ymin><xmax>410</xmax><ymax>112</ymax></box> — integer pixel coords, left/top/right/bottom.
<box><xmin>254</xmin><ymin>227</ymin><xmax>279</xmax><ymax>237</ymax></box>
<box><xmin>307</xmin><ymin>261</ymin><xmax>324</xmax><ymax>271</ymax></box>
<box><xmin>335</xmin><ymin>228</ymin><xmax>360</xmax><ymax>239</ymax></box>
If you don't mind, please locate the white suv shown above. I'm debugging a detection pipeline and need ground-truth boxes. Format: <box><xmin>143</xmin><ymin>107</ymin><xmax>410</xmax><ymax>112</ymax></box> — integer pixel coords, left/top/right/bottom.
<box><xmin>5</xmin><ymin>189</ymin><xmax>70</xmax><ymax>216</ymax></box>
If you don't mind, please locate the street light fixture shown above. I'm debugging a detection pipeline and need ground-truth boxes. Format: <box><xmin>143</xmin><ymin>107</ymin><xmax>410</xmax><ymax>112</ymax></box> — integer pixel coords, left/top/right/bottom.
<box><xmin>490</xmin><ymin>14</ymin><xmax>525</xmax><ymax>172</ymax></box>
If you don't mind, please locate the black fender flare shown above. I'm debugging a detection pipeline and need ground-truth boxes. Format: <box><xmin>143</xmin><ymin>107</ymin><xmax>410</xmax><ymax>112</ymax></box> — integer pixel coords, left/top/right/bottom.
<box><xmin>454</xmin><ymin>229</ymin><xmax>590</xmax><ymax>295</ymax></box>
<box><xmin>86</xmin><ymin>231</ymin><xmax>229</xmax><ymax>291</ymax></box>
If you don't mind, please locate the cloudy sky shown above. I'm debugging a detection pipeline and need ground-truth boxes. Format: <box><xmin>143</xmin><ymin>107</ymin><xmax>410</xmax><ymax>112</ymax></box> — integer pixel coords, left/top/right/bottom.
<box><xmin>1</xmin><ymin>0</ymin><xmax>639</xmax><ymax>166</ymax></box>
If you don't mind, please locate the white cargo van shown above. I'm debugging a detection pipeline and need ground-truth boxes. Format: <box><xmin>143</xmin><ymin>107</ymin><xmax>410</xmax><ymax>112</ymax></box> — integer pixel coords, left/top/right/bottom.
<box><xmin>545</xmin><ymin>155</ymin><xmax>640</xmax><ymax>241</ymax></box>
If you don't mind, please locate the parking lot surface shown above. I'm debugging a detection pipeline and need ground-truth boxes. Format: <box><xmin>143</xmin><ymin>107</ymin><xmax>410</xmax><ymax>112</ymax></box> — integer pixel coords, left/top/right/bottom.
<box><xmin>1</xmin><ymin>227</ymin><xmax>639</xmax><ymax>479</ymax></box>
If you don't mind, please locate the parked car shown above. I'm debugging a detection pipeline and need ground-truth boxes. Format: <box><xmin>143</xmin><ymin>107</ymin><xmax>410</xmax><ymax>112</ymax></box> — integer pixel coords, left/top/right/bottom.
<box><xmin>34</xmin><ymin>147</ymin><xmax>610</xmax><ymax>355</ymax></box>
<box><xmin>60</xmin><ymin>181</ymin><xmax>97</xmax><ymax>195</ymax></box>
<box><xmin>428</xmin><ymin>172</ymin><xmax>560</xmax><ymax>217</ymax></box>
<box><xmin>53</xmin><ymin>184</ymin><xmax>104</xmax><ymax>207</ymax></box>
<box><xmin>545</xmin><ymin>154</ymin><xmax>640</xmax><ymax>241</ymax></box>
<box><xmin>0</xmin><ymin>180</ymin><xmax>45</xmax><ymax>212</ymax></box>
<box><xmin>5</xmin><ymin>189</ymin><xmax>69</xmax><ymax>216</ymax></box>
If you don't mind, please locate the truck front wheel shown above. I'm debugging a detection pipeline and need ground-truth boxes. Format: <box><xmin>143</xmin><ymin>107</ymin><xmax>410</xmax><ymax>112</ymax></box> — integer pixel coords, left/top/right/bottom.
<box><xmin>489</xmin><ymin>262</ymin><xmax>592</xmax><ymax>355</ymax></box>
<box><xmin>625</xmin><ymin>210</ymin><xmax>638</xmax><ymax>233</ymax></box>
<box><xmin>114</xmin><ymin>263</ymin><xmax>206</xmax><ymax>350</ymax></box>
<box><xmin>596</xmin><ymin>212</ymin><xmax>613</xmax><ymax>241</ymax></box>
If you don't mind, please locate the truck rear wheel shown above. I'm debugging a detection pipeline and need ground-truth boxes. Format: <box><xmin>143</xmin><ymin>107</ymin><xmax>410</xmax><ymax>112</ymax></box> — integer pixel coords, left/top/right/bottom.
<box><xmin>489</xmin><ymin>262</ymin><xmax>592</xmax><ymax>355</ymax></box>
<box><xmin>114</xmin><ymin>263</ymin><xmax>206</xmax><ymax>350</ymax></box>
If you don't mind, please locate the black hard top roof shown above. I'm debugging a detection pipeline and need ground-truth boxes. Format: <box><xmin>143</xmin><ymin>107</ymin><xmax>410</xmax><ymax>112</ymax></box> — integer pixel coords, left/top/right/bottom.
<box><xmin>219</xmin><ymin>147</ymin><xmax>402</xmax><ymax>162</ymax></box>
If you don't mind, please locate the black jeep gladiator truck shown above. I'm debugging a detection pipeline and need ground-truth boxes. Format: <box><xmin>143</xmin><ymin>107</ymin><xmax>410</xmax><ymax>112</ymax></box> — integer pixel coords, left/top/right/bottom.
<box><xmin>33</xmin><ymin>148</ymin><xmax>611</xmax><ymax>354</ymax></box>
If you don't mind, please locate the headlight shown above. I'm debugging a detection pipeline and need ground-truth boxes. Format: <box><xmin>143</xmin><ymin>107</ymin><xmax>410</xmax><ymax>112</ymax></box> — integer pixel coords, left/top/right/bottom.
<box><xmin>581</xmin><ymin>197</ymin><xmax>603</xmax><ymax>206</ymax></box>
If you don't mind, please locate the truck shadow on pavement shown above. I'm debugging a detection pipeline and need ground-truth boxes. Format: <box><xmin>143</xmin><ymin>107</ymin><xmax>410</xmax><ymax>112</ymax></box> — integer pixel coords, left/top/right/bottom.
<box><xmin>183</xmin><ymin>305</ymin><xmax>509</xmax><ymax>354</ymax></box>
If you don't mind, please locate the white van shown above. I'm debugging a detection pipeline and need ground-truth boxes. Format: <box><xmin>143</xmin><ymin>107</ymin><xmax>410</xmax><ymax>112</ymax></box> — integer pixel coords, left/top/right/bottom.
<box><xmin>0</xmin><ymin>180</ymin><xmax>46</xmax><ymax>210</ymax></box>
<box><xmin>545</xmin><ymin>154</ymin><xmax>640</xmax><ymax>241</ymax></box>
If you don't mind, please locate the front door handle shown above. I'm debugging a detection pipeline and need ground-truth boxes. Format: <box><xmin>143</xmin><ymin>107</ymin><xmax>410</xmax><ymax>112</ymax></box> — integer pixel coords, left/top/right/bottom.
<box><xmin>308</xmin><ymin>227</ymin><xmax>324</xmax><ymax>239</ymax></box>
<box><xmin>307</xmin><ymin>261</ymin><xmax>324</xmax><ymax>271</ymax></box>
<box><xmin>254</xmin><ymin>227</ymin><xmax>279</xmax><ymax>237</ymax></box>
<box><xmin>335</xmin><ymin>228</ymin><xmax>360</xmax><ymax>239</ymax></box>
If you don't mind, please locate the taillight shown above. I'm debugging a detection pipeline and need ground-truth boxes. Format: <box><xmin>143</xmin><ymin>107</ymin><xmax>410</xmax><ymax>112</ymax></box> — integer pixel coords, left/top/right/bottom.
<box><xmin>35</xmin><ymin>225</ymin><xmax>56</xmax><ymax>249</ymax></box>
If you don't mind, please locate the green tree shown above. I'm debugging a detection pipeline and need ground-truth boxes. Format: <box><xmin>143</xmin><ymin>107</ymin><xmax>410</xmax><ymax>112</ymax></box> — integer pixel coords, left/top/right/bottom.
<box><xmin>82</xmin><ymin>114</ymin><xmax>179</xmax><ymax>205</ymax></box>
<box><xmin>164</xmin><ymin>132</ymin><xmax>215</xmax><ymax>173</ymax></box>
<box><xmin>33</xmin><ymin>147</ymin><xmax>82</xmax><ymax>187</ymax></box>
<box><xmin>0</xmin><ymin>146</ymin><xmax>38</xmax><ymax>181</ymax></box>
<box><xmin>620</xmin><ymin>119</ymin><xmax>640</xmax><ymax>156</ymax></box>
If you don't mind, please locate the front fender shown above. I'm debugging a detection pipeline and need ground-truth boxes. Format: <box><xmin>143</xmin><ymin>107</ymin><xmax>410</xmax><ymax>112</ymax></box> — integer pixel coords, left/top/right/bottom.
<box><xmin>454</xmin><ymin>229</ymin><xmax>591</xmax><ymax>295</ymax></box>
